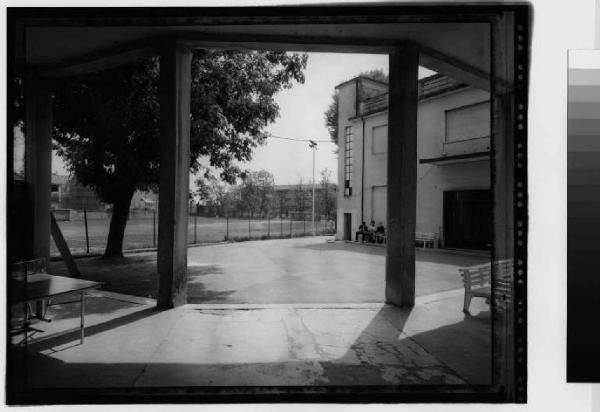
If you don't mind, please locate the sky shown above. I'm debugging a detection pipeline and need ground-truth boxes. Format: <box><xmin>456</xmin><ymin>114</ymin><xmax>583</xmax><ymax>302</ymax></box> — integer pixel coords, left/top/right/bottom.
<box><xmin>250</xmin><ymin>52</ymin><xmax>389</xmax><ymax>185</ymax></box>
<box><xmin>45</xmin><ymin>52</ymin><xmax>433</xmax><ymax>188</ymax></box>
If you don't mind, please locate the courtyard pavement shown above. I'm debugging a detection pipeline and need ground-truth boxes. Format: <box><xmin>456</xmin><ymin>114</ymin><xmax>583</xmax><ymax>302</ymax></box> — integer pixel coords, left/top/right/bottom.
<box><xmin>50</xmin><ymin>237</ymin><xmax>490</xmax><ymax>303</ymax></box>
<box><xmin>16</xmin><ymin>290</ymin><xmax>491</xmax><ymax>388</ymax></box>
<box><xmin>28</xmin><ymin>237</ymin><xmax>492</xmax><ymax>389</ymax></box>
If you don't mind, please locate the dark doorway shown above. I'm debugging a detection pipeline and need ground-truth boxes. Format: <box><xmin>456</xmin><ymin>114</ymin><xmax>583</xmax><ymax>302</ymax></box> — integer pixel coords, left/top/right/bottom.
<box><xmin>443</xmin><ymin>190</ymin><xmax>492</xmax><ymax>250</ymax></box>
<box><xmin>343</xmin><ymin>213</ymin><xmax>352</xmax><ymax>241</ymax></box>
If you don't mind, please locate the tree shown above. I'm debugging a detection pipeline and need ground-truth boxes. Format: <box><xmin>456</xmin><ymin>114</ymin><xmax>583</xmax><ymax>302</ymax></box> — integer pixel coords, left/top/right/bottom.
<box><xmin>293</xmin><ymin>179</ymin><xmax>307</xmax><ymax>215</ymax></box>
<box><xmin>52</xmin><ymin>50</ymin><xmax>307</xmax><ymax>257</ymax></box>
<box><xmin>238</xmin><ymin>170</ymin><xmax>275</xmax><ymax>218</ymax></box>
<box><xmin>318</xmin><ymin>168</ymin><xmax>336</xmax><ymax>220</ymax></box>
<box><xmin>275</xmin><ymin>189</ymin><xmax>288</xmax><ymax>218</ymax></box>
<box><xmin>323</xmin><ymin>69</ymin><xmax>388</xmax><ymax>146</ymax></box>
<box><xmin>195</xmin><ymin>177</ymin><xmax>230</xmax><ymax>217</ymax></box>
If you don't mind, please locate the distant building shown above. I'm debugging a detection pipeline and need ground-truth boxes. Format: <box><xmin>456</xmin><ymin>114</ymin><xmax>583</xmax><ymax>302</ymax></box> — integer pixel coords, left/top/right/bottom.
<box><xmin>51</xmin><ymin>173</ymin><xmax>158</xmax><ymax>212</ymax></box>
<box><xmin>131</xmin><ymin>191</ymin><xmax>158</xmax><ymax>211</ymax></box>
<box><xmin>336</xmin><ymin>74</ymin><xmax>491</xmax><ymax>250</ymax></box>
<box><xmin>51</xmin><ymin>174</ymin><xmax>104</xmax><ymax>211</ymax></box>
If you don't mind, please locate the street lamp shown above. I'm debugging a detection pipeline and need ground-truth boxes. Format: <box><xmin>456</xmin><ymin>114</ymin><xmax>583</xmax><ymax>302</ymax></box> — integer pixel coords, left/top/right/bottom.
<box><xmin>308</xmin><ymin>139</ymin><xmax>318</xmax><ymax>236</ymax></box>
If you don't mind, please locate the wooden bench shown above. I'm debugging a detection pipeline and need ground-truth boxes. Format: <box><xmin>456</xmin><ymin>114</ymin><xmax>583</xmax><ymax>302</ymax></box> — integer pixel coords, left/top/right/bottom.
<box><xmin>459</xmin><ymin>259</ymin><xmax>513</xmax><ymax>314</ymax></box>
<box><xmin>415</xmin><ymin>232</ymin><xmax>435</xmax><ymax>248</ymax></box>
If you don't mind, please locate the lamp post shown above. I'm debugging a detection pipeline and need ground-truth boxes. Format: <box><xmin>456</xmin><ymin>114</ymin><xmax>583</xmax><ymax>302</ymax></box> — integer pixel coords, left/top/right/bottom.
<box><xmin>309</xmin><ymin>139</ymin><xmax>318</xmax><ymax>236</ymax></box>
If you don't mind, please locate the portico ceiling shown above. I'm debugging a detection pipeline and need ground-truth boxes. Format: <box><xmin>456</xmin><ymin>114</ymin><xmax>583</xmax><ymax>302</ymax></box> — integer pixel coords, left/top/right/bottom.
<box><xmin>24</xmin><ymin>22</ymin><xmax>489</xmax><ymax>66</ymax></box>
<box><xmin>11</xmin><ymin>5</ymin><xmax>499</xmax><ymax>88</ymax></box>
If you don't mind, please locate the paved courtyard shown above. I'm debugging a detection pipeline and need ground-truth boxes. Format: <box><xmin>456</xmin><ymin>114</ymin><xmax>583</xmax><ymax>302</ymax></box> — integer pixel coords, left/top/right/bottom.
<box><xmin>20</xmin><ymin>238</ymin><xmax>492</xmax><ymax>392</ymax></box>
<box><xmin>51</xmin><ymin>237</ymin><xmax>490</xmax><ymax>304</ymax></box>
<box><xmin>15</xmin><ymin>291</ymin><xmax>491</xmax><ymax>389</ymax></box>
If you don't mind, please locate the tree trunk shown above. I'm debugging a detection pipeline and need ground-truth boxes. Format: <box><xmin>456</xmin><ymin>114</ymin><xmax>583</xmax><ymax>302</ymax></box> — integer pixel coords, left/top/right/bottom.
<box><xmin>103</xmin><ymin>188</ymin><xmax>135</xmax><ymax>258</ymax></box>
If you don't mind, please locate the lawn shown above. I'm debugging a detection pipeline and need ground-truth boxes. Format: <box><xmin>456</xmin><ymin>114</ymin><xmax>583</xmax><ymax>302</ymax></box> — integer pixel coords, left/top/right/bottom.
<box><xmin>51</xmin><ymin>213</ymin><xmax>336</xmax><ymax>257</ymax></box>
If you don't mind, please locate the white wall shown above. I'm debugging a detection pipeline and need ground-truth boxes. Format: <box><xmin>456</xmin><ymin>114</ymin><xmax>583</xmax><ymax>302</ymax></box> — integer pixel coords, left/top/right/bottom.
<box><xmin>338</xmin><ymin>85</ymin><xmax>491</xmax><ymax>244</ymax></box>
<box><xmin>336</xmin><ymin>80</ymin><xmax>362</xmax><ymax>239</ymax></box>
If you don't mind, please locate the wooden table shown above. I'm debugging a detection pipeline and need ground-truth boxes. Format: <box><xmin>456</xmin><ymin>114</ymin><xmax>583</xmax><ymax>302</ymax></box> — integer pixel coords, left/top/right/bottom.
<box><xmin>9</xmin><ymin>274</ymin><xmax>102</xmax><ymax>344</ymax></box>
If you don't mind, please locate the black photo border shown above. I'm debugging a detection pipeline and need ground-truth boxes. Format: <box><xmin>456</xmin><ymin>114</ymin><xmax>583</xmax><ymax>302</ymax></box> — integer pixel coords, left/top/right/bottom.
<box><xmin>5</xmin><ymin>2</ymin><xmax>531</xmax><ymax>404</ymax></box>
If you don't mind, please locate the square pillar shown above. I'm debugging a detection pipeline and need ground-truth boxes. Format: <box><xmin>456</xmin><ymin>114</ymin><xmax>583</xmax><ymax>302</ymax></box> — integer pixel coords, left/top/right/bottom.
<box><xmin>25</xmin><ymin>76</ymin><xmax>53</xmax><ymax>265</ymax></box>
<box><xmin>385</xmin><ymin>44</ymin><xmax>419</xmax><ymax>307</ymax></box>
<box><xmin>157</xmin><ymin>42</ymin><xmax>192</xmax><ymax>308</ymax></box>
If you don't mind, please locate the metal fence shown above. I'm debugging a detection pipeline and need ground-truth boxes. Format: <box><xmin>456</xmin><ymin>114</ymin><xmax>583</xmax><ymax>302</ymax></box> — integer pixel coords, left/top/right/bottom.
<box><xmin>50</xmin><ymin>209</ymin><xmax>337</xmax><ymax>257</ymax></box>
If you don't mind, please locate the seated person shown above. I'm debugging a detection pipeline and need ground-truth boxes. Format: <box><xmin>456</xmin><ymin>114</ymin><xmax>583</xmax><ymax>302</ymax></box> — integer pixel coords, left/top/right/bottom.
<box><xmin>355</xmin><ymin>221</ymin><xmax>368</xmax><ymax>242</ymax></box>
<box><xmin>375</xmin><ymin>222</ymin><xmax>385</xmax><ymax>243</ymax></box>
<box><xmin>365</xmin><ymin>220</ymin><xmax>377</xmax><ymax>243</ymax></box>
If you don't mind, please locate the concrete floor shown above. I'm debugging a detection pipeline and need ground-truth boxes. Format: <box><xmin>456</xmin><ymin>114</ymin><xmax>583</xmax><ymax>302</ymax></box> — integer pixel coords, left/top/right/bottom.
<box><xmin>187</xmin><ymin>237</ymin><xmax>489</xmax><ymax>303</ymax></box>
<box><xmin>29</xmin><ymin>238</ymin><xmax>492</xmax><ymax>388</ymax></box>
<box><xmin>17</xmin><ymin>289</ymin><xmax>491</xmax><ymax>388</ymax></box>
<box><xmin>50</xmin><ymin>237</ymin><xmax>490</xmax><ymax>303</ymax></box>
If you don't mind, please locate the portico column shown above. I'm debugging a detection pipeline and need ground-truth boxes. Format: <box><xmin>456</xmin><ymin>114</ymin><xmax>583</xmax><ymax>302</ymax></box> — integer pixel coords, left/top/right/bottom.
<box><xmin>385</xmin><ymin>44</ymin><xmax>419</xmax><ymax>307</ymax></box>
<box><xmin>25</xmin><ymin>75</ymin><xmax>53</xmax><ymax>266</ymax></box>
<box><xmin>157</xmin><ymin>42</ymin><xmax>192</xmax><ymax>308</ymax></box>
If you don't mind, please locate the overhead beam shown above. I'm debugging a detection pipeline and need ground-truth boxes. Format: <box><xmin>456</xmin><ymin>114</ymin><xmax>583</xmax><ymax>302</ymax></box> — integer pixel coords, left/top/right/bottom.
<box><xmin>34</xmin><ymin>31</ymin><xmax>496</xmax><ymax>88</ymax></box>
<box><xmin>419</xmin><ymin>44</ymin><xmax>491</xmax><ymax>91</ymax></box>
<box><xmin>36</xmin><ymin>31</ymin><xmax>395</xmax><ymax>78</ymax></box>
<box><xmin>178</xmin><ymin>31</ymin><xmax>395</xmax><ymax>54</ymax></box>
<box><xmin>38</xmin><ymin>43</ymin><xmax>157</xmax><ymax>78</ymax></box>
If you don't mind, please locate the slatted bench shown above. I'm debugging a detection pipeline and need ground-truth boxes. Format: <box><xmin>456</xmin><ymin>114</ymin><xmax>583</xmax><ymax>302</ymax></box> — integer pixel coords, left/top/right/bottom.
<box><xmin>415</xmin><ymin>232</ymin><xmax>435</xmax><ymax>248</ymax></box>
<box><xmin>366</xmin><ymin>232</ymin><xmax>434</xmax><ymax>246</ymax></box>
<box><xmin>459</xmin><ymin>259</ymin><xmax>513</xmax><ymax>314</ymax></box>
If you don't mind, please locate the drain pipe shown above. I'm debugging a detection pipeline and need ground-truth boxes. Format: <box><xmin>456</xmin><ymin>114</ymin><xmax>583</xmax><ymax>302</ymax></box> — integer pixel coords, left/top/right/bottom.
<box><xmin>361</xmin><ymin>116</ymin><xmax>366</xmax><ymax>223</ymax></box>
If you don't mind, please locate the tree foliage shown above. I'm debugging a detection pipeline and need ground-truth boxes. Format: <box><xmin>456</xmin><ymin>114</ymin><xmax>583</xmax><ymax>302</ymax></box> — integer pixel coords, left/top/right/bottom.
<box><xmin>196</xmin><ymin>169</ymin><xmax>275</xmax><ymax>218</ymax></box>
<box><xmin>238</xmin><ymin>170</ymin><xmax>275</xmax><ymax>218</ymax></box>
<box><xmin>323</xmin><ymin>69</ymin><xmax>389</xmax><ymax>146</ymax></box>
<box><xmin>293</xmin><ymin>179</ymin><xmax>307</xmax><ymax>214</ymax></box>
<box><xmin>318</xmin><ymin>168</ymin><xmax>336</xmax><ymax>220</ymax></box>
<box><xmin>195</xmin><ymin>177</ymin><xmax>232</xmax><ymax>217</ymax></box>
<box><xmin>52</xmin><ymin>50</ymin><xmax>307</xmax><ymax>256</ymax></box>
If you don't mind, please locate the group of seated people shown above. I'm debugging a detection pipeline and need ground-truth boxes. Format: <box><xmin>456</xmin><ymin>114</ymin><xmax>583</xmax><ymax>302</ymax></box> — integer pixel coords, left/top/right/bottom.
<box><xmin>355</xmin><ymin>220</ymin><xmax>386</xmax><ymax>244</ymax></box>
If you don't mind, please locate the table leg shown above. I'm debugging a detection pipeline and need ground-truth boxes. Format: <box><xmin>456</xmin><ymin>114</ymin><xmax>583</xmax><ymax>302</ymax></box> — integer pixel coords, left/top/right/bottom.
<box><xmin>35</xmin><ymin>300</ymin><xmax>45</xmax><ymax>319</ymax></box>
<box><xmin>80</xmin><ymin>291</ymin><xmax>85</xmax><ymax>344</ymax></box>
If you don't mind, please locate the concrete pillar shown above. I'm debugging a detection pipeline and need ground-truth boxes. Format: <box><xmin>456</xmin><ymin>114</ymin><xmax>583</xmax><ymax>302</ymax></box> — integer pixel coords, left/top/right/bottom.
<box><xmin>157</xmin><ymin>42</ymin><xmax>192</xmax><ymax>308</ymax></box>
<box><xmin>25</xmin><ymin>76</ymin><xmax>53</xmax><ymax>266</ymax></box>
<box><xmin>385</xmin><ymin>43</ymin><xmax>419</xmax><ymax>307</ymax></box>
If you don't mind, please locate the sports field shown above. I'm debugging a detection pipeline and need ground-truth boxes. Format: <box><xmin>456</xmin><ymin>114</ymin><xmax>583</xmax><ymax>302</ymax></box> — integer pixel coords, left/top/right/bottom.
<box><xmin>51</xmin><ymin>213</ymin><xmax>336</xmax><ymax>256</ymax></box>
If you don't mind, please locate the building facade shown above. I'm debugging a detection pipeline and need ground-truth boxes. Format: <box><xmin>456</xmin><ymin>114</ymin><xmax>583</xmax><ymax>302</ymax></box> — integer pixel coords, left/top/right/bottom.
<box><xmin>336</xmin><ymin>74</ymin><xmax>492</xmax><ymax>250</ymax></box>
<box><xmin>50</xmin><ymin>173</ymin><xmax>158</xmax><ymax>213</ymax></box>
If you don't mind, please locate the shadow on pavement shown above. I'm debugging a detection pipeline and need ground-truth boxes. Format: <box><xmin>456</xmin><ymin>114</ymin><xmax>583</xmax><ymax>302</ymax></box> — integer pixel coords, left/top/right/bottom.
<box><xmin>8</xmin><ymin>302</ymin><xmax>491</xmax><ymax>403</ymax></box>
<box><xmin>26</xmin><ymin>307</ymin><xmax>159</xmax><ymax>352</ymax></box>
<box><xmin>298</xmin><ymin>240</ymin><xmax>386</xmax><ymax>256</ymax></box>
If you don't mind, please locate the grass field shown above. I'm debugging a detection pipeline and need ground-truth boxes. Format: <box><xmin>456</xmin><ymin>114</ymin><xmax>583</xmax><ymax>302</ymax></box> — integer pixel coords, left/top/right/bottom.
<box><xmin>51</xmin><ymin>213</ymin><xmax>336</xmax><ymax>257</ymax></box>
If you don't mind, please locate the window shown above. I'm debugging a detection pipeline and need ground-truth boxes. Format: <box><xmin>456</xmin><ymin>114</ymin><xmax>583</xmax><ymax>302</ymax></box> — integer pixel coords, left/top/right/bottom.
<box><xmin>445</xmin><ymin>101</ymin><xmax>491</xmax><ymax>143</ymax></box>
<box><xmin>372</xmin><ymin>125</ymin><xmax>388</xmax><ymax>154</ymax></box>
<box><xmin>344</xmin><ymin>126</ymin><xmax>353</xmax><ymax>196</ymax></box>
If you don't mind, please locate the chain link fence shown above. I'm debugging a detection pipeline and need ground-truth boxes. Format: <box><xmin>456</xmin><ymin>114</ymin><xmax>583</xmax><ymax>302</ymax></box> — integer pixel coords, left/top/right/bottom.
<box><xmin>50</xmin><ymin>209</ymin><xmax>337</xmax><ymax>257</ymax></box>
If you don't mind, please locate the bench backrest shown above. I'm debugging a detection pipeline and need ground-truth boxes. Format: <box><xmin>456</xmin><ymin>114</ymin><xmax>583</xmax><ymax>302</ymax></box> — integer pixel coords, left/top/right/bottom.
<box><xmin>459</xmin><ymin>266</ymin><xmax>491</xmax><ymax>289</ymax></box>
<box><xmin>459</xmin><ymin>259</ymin><xmax>515</xmax><ymax>312</ymax></box>
<box><xmin>459</xmin><ymin>259</ymin><xmax>514</xmax><ymax>289</ymax></box>
<box><xmin>415</xmin><ymin>232</ymin><xmax>435</xmax><ymax>241</ymax></box>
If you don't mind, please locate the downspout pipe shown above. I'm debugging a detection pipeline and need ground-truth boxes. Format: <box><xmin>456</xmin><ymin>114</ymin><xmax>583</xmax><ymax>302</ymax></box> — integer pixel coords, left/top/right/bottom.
<box><xmin>361</xmin><ymin>116</ymin><xmax>366</xmax><ymax>223</ymax></box>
